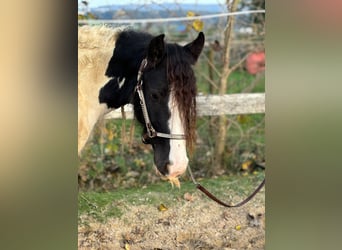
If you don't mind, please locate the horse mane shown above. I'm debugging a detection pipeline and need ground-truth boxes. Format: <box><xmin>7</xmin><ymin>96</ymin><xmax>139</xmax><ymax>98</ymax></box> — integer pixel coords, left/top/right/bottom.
<box><xmin>166</xmin><ymin>44</ymin><xmax>197</xmax><ymax>154</ymax></box>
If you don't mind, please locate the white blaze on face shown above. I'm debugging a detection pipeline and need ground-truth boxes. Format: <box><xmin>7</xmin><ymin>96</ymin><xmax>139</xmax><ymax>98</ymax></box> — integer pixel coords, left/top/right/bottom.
<box><xmin>167</xmin><ymin>92</ymin><xmax>189</xmax><ymax>178</ymax></box>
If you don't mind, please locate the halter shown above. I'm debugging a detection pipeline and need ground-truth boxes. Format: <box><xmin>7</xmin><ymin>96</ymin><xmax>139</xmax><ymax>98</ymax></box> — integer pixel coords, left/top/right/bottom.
<box><xmin>135</xmin><ymin>58</ymin><xmax>186</xmax><ymax>143</ymax></box>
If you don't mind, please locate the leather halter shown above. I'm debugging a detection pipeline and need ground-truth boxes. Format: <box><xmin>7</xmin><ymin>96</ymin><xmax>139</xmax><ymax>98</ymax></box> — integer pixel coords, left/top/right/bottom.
<box><xmin>135</xmin><ymin>58</ymin><xmax>186</xmax><ymax>143</ymax></box>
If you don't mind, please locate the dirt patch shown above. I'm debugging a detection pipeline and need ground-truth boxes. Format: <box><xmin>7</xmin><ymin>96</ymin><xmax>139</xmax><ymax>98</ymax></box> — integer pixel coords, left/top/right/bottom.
<box><xmin>78</xmin><ymin>189</ymin><xmax>265</xmax><ymax>249</ymax></box>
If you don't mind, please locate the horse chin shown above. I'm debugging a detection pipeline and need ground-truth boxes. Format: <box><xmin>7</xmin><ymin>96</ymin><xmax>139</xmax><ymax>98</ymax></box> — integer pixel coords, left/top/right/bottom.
<box><xmin>154</xmin><ymin>165</ymin><xmax>182</xmax><ymax>188</ymax></box>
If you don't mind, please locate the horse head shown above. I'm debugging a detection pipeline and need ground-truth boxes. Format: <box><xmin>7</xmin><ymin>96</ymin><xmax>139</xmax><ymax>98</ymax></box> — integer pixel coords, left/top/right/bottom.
<box><xmin>99</xmin><ymin>30</ymin><xmax>205</xmax><ymax>179</ymax></box>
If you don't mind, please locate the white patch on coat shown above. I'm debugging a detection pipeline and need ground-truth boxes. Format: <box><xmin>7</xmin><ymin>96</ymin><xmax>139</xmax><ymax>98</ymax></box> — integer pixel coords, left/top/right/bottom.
<box><xmin>118</xmin><ymin>77</ymin><xmax>125</xmax><ymax>89</ymax></box>
<box><xmin>167</xmin><ymin>93</ymin><xmax>189</xmax><ymax>178</ymax></box>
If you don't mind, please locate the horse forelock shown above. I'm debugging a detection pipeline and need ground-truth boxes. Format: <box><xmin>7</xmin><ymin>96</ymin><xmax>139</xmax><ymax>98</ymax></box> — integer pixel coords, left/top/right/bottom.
<box><xmin>166</xmin><ymin>44</ymin><xmax>197</xmax><ymax>154</ymax></box>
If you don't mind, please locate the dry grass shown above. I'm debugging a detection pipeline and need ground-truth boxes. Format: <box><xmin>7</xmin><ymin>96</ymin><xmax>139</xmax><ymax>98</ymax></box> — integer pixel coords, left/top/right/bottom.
<box><xmin>78</xmin><ymin>178</ymin><xmax>265</xmax><ymax>250</ymax></box>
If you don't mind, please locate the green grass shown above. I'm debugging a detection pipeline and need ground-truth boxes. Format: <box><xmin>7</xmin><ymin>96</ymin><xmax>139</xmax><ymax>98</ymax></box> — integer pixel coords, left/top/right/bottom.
<box><xmin>78</xmin><ymin>171</ymin><xmax>264</xmax><ymax>224</ymax></box>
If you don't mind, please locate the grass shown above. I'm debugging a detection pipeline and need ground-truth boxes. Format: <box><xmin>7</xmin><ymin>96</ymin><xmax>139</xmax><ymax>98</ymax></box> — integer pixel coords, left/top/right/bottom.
<box><xmin>78</xmin><ymin>171</ymin><xmax>264</xmax><ymax>224</ymax></box>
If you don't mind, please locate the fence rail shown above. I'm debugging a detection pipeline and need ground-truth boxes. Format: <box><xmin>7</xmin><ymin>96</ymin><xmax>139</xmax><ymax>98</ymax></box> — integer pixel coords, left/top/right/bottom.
<box><xmin>104</xmin><ymin>93</ymin><xmax>265</xmax><ymax>119</ymax></box>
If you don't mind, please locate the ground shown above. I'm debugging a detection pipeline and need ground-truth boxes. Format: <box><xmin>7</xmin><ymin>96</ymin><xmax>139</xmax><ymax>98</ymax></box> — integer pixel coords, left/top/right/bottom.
<box><xmin>78</xmin><ymin>175</ymin><xmax>265</xmax><ymax>249</ymax></box>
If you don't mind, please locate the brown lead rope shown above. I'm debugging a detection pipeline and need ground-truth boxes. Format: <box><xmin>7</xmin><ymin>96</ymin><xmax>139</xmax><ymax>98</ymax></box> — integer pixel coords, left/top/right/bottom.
<box><xmin>187</xmin><ymin>165</ymin><xmax>265</xmax><ymax>208</ymax></box>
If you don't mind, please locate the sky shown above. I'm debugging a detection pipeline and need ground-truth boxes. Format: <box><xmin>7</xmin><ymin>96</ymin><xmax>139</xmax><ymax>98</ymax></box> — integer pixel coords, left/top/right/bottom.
<box><xmin>85</xmin><ymin>0</ymin><xmax>226</xmax><ymax>8</ymax></box>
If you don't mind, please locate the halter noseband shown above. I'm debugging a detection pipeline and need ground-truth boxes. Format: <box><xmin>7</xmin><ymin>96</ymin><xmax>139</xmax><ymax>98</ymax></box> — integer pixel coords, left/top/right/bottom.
<box><xmin>135</xmin><ymin>58</ymin><xmax>186</xmax><ymax>143</ymax></box>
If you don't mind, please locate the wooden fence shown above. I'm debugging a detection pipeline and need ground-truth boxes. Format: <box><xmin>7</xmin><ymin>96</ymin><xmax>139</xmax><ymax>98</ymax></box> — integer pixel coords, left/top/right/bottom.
<box><xmin>104</xmin><ymin>93</ymin><xmax>265</xmax><ymax>119</ymax></box>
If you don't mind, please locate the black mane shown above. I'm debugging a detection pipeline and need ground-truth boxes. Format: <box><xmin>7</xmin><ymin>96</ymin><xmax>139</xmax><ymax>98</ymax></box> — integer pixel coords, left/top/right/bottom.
<box><xmin>105</xmin><ymin>30</ymin><xmax>154</xmax><ymax>78</ymax></box>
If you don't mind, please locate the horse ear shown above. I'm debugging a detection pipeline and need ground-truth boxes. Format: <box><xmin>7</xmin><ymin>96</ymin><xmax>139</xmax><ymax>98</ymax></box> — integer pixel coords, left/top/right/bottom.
<box><xmin>147</xmin><ymin>34</ymin><xmax>165</xmax><ymax>65</ymax></box>
<box><xmin>183</xmin><ymin>32</ymin><xmax>205</xmax><ymax>64</ymax></box>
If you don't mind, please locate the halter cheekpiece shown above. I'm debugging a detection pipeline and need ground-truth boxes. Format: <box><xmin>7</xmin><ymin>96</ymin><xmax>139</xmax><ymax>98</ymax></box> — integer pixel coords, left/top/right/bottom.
<box><xmin>135</xmin><ymin>58</ymin><xmax>186</xmax><ymax>143</ymax></box>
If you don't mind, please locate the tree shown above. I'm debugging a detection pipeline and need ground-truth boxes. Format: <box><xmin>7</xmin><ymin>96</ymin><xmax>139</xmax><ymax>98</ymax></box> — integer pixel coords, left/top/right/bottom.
<box><xmin>212</xmin><ymin>0</ymin><xmax>240</xmax><ymax>174</ymax></box>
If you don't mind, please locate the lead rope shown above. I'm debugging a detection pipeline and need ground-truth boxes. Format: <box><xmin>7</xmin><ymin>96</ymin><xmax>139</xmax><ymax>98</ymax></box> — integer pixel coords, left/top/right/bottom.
<box><xmin>187</xmin><ymin>164</ymin><xmax>265</xmax><ymax>208</ymax></box>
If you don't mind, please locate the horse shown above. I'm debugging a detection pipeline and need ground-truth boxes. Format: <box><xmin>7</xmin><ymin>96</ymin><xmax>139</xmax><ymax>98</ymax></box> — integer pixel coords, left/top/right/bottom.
<box><xmin>99</xmin><ymin>30</ymin><xmax>205</xmax><ymax>181</ymax></box>
<box><xmin>78</xmin><ymin>25</ymin><xmax>122</xmax><ymax>155</ymax></box>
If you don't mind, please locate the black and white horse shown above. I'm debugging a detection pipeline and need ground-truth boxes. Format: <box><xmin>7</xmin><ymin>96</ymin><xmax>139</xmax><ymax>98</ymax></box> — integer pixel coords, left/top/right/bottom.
<box><xmin>99</xmin><ymin>30</ymin><xmax>205</xmax><ymax>179</ymax></box>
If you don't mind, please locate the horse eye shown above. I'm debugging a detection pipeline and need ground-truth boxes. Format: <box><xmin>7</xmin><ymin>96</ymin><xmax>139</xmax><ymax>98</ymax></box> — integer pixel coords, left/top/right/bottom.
<box><xmin>150</xmin><ymin>92</ymin><xmax>160</xmax><ymax>101</ymax></box>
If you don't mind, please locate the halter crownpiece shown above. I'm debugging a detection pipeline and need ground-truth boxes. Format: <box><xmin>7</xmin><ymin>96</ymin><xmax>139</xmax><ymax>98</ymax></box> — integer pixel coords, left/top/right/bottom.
<box><xmin>135</xmin><ymin>58</ymin><xmax>186</xmax><ymax>142</ymax></box>
<box><xmin>137</xmin><ymin>58</ymin><xmax>148</xmax><ymax>82</ymax></box>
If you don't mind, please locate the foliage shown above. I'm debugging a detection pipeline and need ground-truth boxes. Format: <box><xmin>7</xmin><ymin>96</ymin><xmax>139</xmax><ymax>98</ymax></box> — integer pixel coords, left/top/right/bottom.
<box><xmin>187</xmin><ymin>11</ymin><xmax>204</xmax><ymax>32</ymax></box>
<box><xmin>78</xmin><ymin>119</ymin><xmax>157</xmax><ymax>191</ymax></box>
<box><xmin>78</xmin><ymin>13</ymin><xmax>97</xmax><ymax>20</ymax></box>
